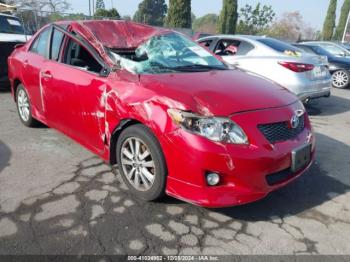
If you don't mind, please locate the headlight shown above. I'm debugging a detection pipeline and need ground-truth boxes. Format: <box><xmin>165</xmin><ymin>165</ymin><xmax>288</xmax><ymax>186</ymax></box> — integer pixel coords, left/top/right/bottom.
<box><xmin>168</xmin><ymin>109</ymin><xmax>249</xmax><ymax>144</ymax></box>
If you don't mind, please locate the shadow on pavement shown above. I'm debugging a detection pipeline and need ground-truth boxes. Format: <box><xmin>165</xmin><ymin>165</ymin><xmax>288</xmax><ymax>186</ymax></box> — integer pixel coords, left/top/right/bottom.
<box><xmin>306</xmin><ymin>94</ymin><xmax>350</xmax><ymax>116</ymax></box>
<box><xmin>217</xmin><ymin>133</ymin><xmax>350</xmax><ymax>221</ymax></box>
<box><xmin>0</xmin><ymin>140</ymin><xmax>11</xmax><ymax>174</ymax></box>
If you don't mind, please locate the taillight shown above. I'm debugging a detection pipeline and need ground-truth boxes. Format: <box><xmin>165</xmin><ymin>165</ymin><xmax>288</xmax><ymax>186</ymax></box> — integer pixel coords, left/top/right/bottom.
<box><xmin>278</xmin><ymin>62</ymin><xmax>314</xmax><ymax>73</ymax></box>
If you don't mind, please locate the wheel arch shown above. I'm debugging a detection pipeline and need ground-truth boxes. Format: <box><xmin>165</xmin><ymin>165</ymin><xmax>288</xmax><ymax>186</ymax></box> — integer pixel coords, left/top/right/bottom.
<box><xmin>109</xmin><ymin>118</ymin><xmax>143</xmax><ymax>165</ymax></box>
<box><xmin>12</xmin><ymin>79</ymin><xmax>22</xmax><ymax>101</ymax></box>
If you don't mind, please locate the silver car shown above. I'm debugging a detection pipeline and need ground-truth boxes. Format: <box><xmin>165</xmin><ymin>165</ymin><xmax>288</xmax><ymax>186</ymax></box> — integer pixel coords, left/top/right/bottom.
<box><xmin>198</xmin><ymin>35</ymin><xmax>332</xmax><ymax>102</ymax></box>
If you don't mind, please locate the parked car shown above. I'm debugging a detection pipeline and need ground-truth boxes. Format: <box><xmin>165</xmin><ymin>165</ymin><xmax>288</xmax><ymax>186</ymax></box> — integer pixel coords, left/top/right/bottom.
<box><xmin>8</xmin><ymin>21</ymin><xmax>315</xmax><ymax>208</ymax></box>
<box><xmin>334</xmin><ymin>41</ymin><xmax>350</xmax><ymax>52</ymax></box>
<box><xmin>0</xmin><ymin>12</ymin><xmax>29</xmax><ymax>89</ymax></box>
<box><xmin>299</xmin><ymin>41</ymin><xmax>350</xmax><ymax>57</ymax></box>
<box><xmin>197</xmin><ymin>35</ymin><xmax>332</xmax><ymax>102</ymax></box>
<box><xmin>294</xmin><ymin>43</ymin><xmax>350</xmax><ymax>89</ymax></box>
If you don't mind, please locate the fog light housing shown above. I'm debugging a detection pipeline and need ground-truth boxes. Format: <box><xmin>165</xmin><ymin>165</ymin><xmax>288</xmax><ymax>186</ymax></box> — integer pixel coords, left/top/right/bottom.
<box><xmin>206</xmin><ymin>172</ymin><xmax>220</xmax><ymax>186</ymax></box>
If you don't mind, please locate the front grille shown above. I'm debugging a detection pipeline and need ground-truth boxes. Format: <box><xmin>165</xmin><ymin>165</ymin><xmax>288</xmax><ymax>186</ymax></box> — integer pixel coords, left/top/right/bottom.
<box><xmin>266</xmin><ymin>168</ymin><xmax>295</xmax><ymax>186</ymax></box>
<box><xmin>258</xmin><ymin>115</ymin><xmax>305</xmax><ymax>144</ymax></box>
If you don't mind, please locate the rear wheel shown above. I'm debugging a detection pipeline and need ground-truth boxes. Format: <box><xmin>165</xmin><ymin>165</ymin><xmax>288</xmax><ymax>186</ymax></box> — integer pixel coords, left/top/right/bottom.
<box><xmin>16</xmin><ymin>84</ymin><xmax>39</xmax><ymax>127</ymax></box>
<box><xmin>332</xmin><ymin>70</ymin><xmax>350</xmax><ymax>89</ymax></box>
<box><xmin>117</xmin><ymin>124</ymin><xmax>167</xmax><ymax>201</ymax></box>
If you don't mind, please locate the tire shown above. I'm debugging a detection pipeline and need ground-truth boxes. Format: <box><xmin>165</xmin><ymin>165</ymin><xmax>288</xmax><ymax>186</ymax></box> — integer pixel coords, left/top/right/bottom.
<box><xmin>16</xmin><ymin>84</ymin><xmax>39</xmax><ymax>127</ymax></box>
<box><xmin>332</xmin><ymin>70</ymin><xmax>350</xmax><ymax>89</ymax></box>
<box><xmin>117</xmin><ymin>124</ymin><xmax>167</xmax><ymax>201</ymax></box>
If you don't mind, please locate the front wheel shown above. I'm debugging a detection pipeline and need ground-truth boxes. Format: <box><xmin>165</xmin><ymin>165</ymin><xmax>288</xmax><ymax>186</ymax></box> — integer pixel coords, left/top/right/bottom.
<box><xmin>117</xmin><ymin>124</ymin><xmax>167</xmax><ymax>201</ymax></box>
<box><xmin>332</xmin><ymin>70</ymin><xmax>350</xmax><ymax>89</ymax></box>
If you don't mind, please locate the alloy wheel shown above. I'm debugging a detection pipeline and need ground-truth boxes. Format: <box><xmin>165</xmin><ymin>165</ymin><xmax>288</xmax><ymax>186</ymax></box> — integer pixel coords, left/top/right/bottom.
<box><xmin>332</xmin><ymin>71</ymin><xmax>349</xmax><ymax>88</ymax></box>
<box><xmin>120</xmin><ymin>137</ymin><xmax>156</xmax><ymax>191</ymax></box>
<box><xmin>17</xmin><ymin>89</ymin><xmax>30</xmax><ymax>122</ymax></box>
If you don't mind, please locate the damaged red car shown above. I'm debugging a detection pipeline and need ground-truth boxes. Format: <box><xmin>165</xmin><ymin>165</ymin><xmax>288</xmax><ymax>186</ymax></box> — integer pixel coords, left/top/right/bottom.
<box><xmin>8</xmin><ymin>20</ymin><xmax>315</xmax><ymax>208</ymax></box>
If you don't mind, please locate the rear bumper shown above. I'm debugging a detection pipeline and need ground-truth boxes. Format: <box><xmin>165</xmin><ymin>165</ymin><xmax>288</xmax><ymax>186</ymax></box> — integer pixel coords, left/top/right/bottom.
<box><xmin>297</xmin><ymin>86</ymin><xmax>332</xmax><ymax>101</ymax></box>
<box><xmin>278</xmin><ymin>75</ymin><xmax>332</xmax><ymax>101</ymax></box>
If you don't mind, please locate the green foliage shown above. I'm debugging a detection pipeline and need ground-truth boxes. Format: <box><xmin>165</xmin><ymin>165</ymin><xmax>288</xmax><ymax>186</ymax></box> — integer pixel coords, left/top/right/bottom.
<box><xmin>95</xmin><ymin>0</ymin><xmax>105</xmax><ymax>10</ymax></box>
<box><xmin>322</xmin><ymin>0</ymin><xmax>337</xmax><ymax>40</ymax></box>
<box><xmin>95</xmin><ymin>8</ymin><xmax>120</xmax><ymax>19</ymax></box>
<box><xmin>133</xmin><ymin>0</ymin><xmax>167</xmax><ymax>26</ymax></box>
<box><xmin>217</xmin><ymin>0</ymin><xmax>238</xmax><ymax>34</ymax></box>
<box><xmin>193</xmin><ymin>14</ymin><xmax>219</xmax><ymax>33</ymax></box>
<box><xmin>236</xmin><ymin>3</ymin><xmax>275</xmax><ymax>35</ymax></box>
<box><xmin>165</xmin><ymin>0</ymin><xmax>192</xmax><ymax>28</ymax></box>
<box><xmin>334</xmin><ymin>0</ymin><xmax>350</xmax><ymax>40</ymax></box>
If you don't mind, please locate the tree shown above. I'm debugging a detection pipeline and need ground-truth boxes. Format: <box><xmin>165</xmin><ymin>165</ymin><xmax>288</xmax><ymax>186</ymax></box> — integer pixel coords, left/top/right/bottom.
<box><xmin>95</xmin><ymin>0</ymin><xmax>105</xmax><ymax>10</ymax></box>
<box><xmin>133</xmin><ymin>0</ymin><xmax>167</xmax><ymax>26</ymax></box>
<box><xmin>322</xmin><ymin>0</ymin><xmax>337</xmax><ymax>40</ymax></box>
<box><xmin>217</xmin><ymin>0</ymin><xmax>238</xmax><ymax>34</ymax></box>
<box><xmin>45</xmin><ymin>0</ymin><xmax>70</xmax><ymax>13</ymax></box>
<box><xmin>12</xmin><ymin>0</ymin><xmax>69</xmax><ymax>13</ymax></box>
<box><xmin>334</xmin><ymin>0</ymin><xmax>350</xmax><ymax>40</ymax></box>
<box><xmin>236</xmin><ymin>3</ymin><xmax>275</xmax><ymax>35</ymax></box>
<box><xmin>95</xmin><ymin>8</ymin><xmax>120</xmax><ymax>18</ymax></box>
<box><xmin>193</xmin><ymin>14</ymin><xmax>218</xmax><ymax>33</ymax></box>
<box><xmin>165</xmin><ymin>0</ymin><xmax>192</xmax><ymax>28</ymax></box>
<box><xmin>264</xmin><ymin>12</ymin><xmax>316</xmax><ymax>41</ymax></box>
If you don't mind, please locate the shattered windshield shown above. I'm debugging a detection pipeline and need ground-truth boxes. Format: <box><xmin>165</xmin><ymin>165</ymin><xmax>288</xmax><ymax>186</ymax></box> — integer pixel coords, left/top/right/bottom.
<box><xmin>109</xmin><ymin>32</ymin><xmax>228</xmax><ymax>74</ymax></box>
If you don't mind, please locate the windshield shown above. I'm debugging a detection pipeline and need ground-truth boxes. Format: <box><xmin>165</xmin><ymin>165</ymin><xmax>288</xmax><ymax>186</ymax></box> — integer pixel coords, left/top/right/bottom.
<box><xmin>109</xmin><ymin>32</ymin><xmax>228</xmax><ymax>74</ymax></box>
<box><xmin>318</xmin><ymin>43</ymin><xmax>350</xmax><ymax>57</ymax></box>
<box><xmin>0</xmin><ymin>15</ymin><xmax>25</xmax><ymax>35</ymax></box>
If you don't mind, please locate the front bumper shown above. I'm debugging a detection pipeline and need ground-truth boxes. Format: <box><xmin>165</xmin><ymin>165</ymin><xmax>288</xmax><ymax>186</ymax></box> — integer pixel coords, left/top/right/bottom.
<box><xmin>161</xmin><ymin>102</ymin><xmax>315</xmax><ymax>208</ymax></box>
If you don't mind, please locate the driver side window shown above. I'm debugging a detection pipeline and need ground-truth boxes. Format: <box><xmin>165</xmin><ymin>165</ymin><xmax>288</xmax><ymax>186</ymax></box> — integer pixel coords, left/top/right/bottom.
<box><xmin>63</xmin><ymin>38</ymin><xmax>102</xmax><ymax>74</ymax></box>
<box><xmin>214</xmin><ymin>39</ymin><xmax>240</xmax><ymax>56</ymax></box>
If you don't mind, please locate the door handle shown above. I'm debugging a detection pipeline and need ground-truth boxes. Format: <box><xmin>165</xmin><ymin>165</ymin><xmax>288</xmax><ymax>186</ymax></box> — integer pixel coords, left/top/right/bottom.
<box><xmin>41</xmin><ymin>72</ymin><xmax>52</xmax><ymax>79</ymax></box>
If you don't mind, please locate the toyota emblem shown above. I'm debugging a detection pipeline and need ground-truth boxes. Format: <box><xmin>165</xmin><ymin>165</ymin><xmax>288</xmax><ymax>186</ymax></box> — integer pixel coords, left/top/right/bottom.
<box><xmin>290</xmin><ymin>114</ymin><xmax>300</xmax><ymax>129</ymax></box>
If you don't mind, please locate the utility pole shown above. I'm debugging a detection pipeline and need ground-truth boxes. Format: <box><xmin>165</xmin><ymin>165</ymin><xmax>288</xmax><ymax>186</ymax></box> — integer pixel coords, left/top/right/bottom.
<box><xmin>342</xmin><ymin>10</ymin><xmax>350</xmax><ymax>42</ymax></box>
<box><xmin>88</xmin><ymin>0</ymin><xmax>91</xmax><ymax>17</ymax></box>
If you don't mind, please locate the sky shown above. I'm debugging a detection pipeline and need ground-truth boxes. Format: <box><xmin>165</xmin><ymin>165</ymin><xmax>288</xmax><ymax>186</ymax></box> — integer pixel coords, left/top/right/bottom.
<box><xmin>69</xmin><ymin>0</ymin><xmax>346</xmax><ymax>30</ymax></box>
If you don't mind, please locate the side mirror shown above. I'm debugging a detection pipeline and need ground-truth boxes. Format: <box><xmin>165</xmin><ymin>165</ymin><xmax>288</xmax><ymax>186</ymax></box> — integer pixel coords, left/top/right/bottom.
<box><xmin>100</xmin><ymin>67</ymin><xmax>110</xmax><ymax>77</ymax></box>
<box><xmin>14</xmin><ymin>43</ymin><xmax>24</xmax><ymax>49</ymax></box>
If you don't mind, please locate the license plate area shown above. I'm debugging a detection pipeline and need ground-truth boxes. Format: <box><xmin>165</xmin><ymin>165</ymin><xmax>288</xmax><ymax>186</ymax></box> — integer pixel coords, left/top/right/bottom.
<box><xmin>291</xmin><ymin>144</ymin><xmax>312</xmax><ymax>172</ymax></box>
<box><xmin>312</xmin><ymin>66</ymin><xmax>327</xmax><ymax>79</ymax></box>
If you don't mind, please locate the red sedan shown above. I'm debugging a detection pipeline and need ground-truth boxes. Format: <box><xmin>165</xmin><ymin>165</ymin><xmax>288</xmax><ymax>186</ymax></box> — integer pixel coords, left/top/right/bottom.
<box><xmin>8</xmin><ymin>20</ymin><xmax>315</xmax><ymax>208</ymax></box>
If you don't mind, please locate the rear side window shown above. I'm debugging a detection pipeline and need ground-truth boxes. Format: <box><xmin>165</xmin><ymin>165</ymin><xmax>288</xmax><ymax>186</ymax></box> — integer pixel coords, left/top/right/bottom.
<box><xmin>0</xmin><ymin>15</ymin><xmax>24</xmax><ymax>34</ymax></box>
<box><xmin>63</xmin><ymin>38</ymin><xmax>102</xmax><ymax>74</ymax></box>
<box><xmin>30</xmin><ymin>28</ymin><xmax>50</xmax><ymax>57</ymax></box>
<box><xmin>257</xmin><ymin>38</ymin><xmax>300</xmax><ymax>53</ymax></box>
<box><xmin>50</xmin><ymin>29</ymin><xmax>64</xmax><ymax>61</ymax></box>
<box><xmin>295</xmin><ymin>45</ymin><xmax>316</xmax><ymax>54</ymax></box>
<box><xmin>236</xmin><ymin>41</ymin><xmax>255</xmax><ymax>55</ymax></box>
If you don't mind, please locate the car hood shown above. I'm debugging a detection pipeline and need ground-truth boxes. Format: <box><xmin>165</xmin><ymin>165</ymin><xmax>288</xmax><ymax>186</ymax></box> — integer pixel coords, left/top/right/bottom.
<box><xmin>139</xmin><ymin>69</ymin><xmax>298</xmax><ymax>116</ymax></box>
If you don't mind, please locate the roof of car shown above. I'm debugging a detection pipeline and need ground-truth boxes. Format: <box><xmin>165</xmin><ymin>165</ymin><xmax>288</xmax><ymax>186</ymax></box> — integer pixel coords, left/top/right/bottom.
<box><xmin>55</xmin><ymin>20</ymin><xmax>170</xmax><ymax>50</ymax></box>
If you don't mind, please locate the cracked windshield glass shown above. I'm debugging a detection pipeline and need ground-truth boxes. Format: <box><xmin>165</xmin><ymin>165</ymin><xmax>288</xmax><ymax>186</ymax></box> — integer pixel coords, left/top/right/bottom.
<box><xmin>110</xmin><ymin>32</ymin><xmax>228</xmax><ymax>74</ymax></box>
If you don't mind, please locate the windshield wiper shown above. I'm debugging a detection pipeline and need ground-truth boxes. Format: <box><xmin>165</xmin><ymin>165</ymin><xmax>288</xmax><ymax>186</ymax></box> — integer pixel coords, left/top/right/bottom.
<box><xmin>171</xmin><ymin>64</ymin><xmax>228</xmax><ymax>72</ymax></box>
